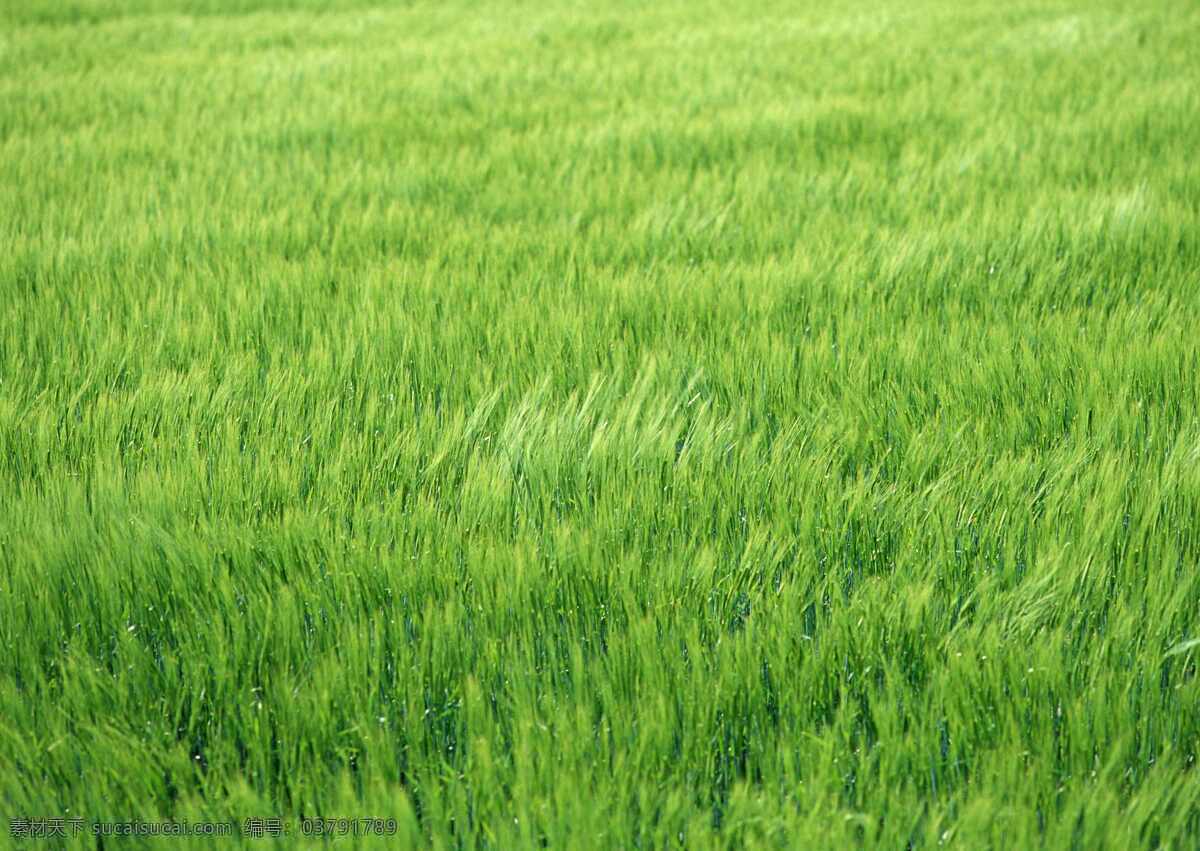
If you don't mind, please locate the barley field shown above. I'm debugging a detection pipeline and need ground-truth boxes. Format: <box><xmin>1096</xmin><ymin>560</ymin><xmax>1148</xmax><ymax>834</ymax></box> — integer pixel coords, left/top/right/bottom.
<box><xmin>2</xmin><ymin>0</ymin><xmax>1200</xmax><ymax>847</ymax></box>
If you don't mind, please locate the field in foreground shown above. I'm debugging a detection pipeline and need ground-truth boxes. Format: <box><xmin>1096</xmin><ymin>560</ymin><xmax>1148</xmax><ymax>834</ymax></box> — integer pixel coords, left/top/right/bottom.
<box><xmin>3</xmin><ymin>0</ymin><xmax>1200</xmax><ymax>847</ymax></box>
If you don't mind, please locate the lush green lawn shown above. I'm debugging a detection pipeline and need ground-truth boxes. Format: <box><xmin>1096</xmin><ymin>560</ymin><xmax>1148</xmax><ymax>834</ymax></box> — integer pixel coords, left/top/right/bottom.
<box><xmin>3</xmin><ymin>0</ymin><xmax>1200</xmax><ymax>847</ymax></box>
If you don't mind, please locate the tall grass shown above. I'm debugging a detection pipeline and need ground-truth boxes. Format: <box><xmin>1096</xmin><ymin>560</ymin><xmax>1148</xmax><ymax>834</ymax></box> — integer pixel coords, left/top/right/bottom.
<box><xmin>2</xmin><ymin>0</ymin><xmax>1200</xmax><ymax>847</ymax></box>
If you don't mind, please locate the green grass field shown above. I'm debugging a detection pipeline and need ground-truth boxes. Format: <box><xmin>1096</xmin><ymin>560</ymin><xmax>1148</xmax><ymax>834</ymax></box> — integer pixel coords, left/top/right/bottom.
<box><xmin>3</xmin><ymin>0</ymin><xmax>1200</xmax><ymax>847</ymax></box>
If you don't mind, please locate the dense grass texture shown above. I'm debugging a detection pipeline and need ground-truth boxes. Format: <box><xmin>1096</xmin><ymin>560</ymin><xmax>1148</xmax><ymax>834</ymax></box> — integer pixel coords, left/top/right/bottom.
<box><xmin>3</xmin><ymin>0</ymin><xmax>1200</xmax><ymax>847</ymax></box>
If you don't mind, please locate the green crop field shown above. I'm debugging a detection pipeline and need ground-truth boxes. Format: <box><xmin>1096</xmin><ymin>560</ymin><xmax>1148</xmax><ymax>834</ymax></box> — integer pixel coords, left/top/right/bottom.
<box><xmin>3</xmin><ymin>0</ymin><xmax>1200</xmax><ymax>847</ymax></box>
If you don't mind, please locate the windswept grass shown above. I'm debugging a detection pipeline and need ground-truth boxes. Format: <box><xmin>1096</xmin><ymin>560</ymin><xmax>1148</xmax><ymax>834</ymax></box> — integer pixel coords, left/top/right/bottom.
<box><xmin>2</xmin><ymin>0</ymin><xmax>1200</xmax><ymax>847</ymax></box>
